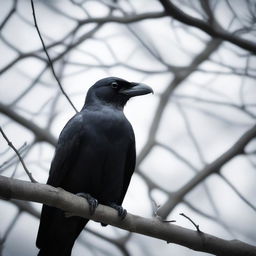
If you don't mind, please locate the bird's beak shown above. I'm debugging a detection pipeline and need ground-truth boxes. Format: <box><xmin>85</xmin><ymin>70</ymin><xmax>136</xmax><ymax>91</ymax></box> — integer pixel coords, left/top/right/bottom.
<box><xmin>119</xmin><ymin>83</ymin><xmax>153</xmax><ymax>97</ymax></box>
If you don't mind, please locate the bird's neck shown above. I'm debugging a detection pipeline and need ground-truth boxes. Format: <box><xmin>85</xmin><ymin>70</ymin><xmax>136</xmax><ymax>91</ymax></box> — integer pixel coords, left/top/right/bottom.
<box><xmin>82</xmin><ymin>91</ymin><xmax>125</xmax><ymax>111</ymax></box>
<box><xmin>82</xmin><ymin>99</ymin><xmax>124</xmax><ymax>112</ymax></box>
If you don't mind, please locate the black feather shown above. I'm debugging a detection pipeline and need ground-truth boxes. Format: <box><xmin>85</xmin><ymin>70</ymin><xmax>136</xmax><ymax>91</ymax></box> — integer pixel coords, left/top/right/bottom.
<box><xmin>36</xmin><ymin>77</ymin><xmax>152</xmax><ymax>256</ymax></box>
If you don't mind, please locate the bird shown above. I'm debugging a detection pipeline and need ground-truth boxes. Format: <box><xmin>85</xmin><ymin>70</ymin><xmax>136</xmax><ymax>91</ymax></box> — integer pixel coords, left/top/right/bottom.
<box><xmin>36</xmin><ymin>77</ymin><xmax>153</xmax><ymax>256</ymax></box>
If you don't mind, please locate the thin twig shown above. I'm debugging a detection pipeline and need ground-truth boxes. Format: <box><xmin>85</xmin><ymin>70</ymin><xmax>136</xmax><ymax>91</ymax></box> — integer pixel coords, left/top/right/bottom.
<box><xmin>183</xmin><ymin>200</ymin><xmax>236</xmax><ymax>237</ymax></box>
<box><xmin>0</xmin><ymin>127</ymin><xmax>37</xmax><ymax>183</ymax></box>
<box><xmin>219</xmin><ymin>173</ymin><xmax>256</xmax><ymax>212</ymax></box>
<box><xmin>0</xmin><ymin>0</ymin><xmax>17</xmax><ymax>31</ymax></box>
<box><xmin>30</xmin><ymin>0</ymin><xmax>78</xmax><ymax>113</ymax></box>
<box><xmin>180</xmin><ymin>213</ymin><xmax>202</xmax><ymax>233</ymax></box>
<box><xmin>159</xmin><ymin>124</ymin><xmax>256</xmax><ymax>218</ymax></box>
<box><xmin>0</xmin><ymin>210</ymin><xmax>21</xmax><ymax>244</ymax></box>
<box><xmin>0</xmin><ymin>142</ymin><xmax>28</xmax><ymax>174</ymax></box>
<box><xmin>152</xmin><ymin>199</ymin><xmax>176</xmax><ymax>223</ymax></box>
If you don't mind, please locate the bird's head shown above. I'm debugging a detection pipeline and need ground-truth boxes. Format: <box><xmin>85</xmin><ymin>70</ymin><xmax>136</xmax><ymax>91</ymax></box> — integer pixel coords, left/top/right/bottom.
<box><xmin>84</xmin><ymin>77</ymin><xmax>153</xmax><ymax>109</ymax></box>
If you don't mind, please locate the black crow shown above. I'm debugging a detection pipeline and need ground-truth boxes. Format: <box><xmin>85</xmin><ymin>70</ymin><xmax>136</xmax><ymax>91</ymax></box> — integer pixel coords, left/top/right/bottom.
<box><xmin>36</xmin><ymin>77</ymin><xmax>153</xmax><ymax>256</ymax></box>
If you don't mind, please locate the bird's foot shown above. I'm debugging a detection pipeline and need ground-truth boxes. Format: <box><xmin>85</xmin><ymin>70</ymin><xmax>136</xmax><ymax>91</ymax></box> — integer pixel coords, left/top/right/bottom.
<box><xmin>76</xmin><ymin>192</ymin><xmax>98</xmax><ymax>215</ymax></box>
<box><xmin>109</xmin><ymin>203</ymin><xmax>127</xmax><ymax>219</ymax></box>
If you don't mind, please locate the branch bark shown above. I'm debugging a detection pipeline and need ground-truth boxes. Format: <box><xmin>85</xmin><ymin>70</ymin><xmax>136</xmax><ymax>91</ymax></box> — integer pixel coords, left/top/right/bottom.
<box><xmin>0</xmin><ymin>175</ymin><xmax>255</xmax><ymax>256</ymax></box>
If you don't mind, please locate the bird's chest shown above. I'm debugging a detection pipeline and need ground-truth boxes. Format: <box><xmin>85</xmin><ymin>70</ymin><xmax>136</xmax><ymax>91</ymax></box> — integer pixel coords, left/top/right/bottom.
<box><xmin>104</xmin><ymin>121</ymin><xmax>130</xmax><ymax>144</ymax></box>
<box><xmin>85</xmin><ymin>110</ymin><xmax>133</xmax><ymax>145</ymax></box>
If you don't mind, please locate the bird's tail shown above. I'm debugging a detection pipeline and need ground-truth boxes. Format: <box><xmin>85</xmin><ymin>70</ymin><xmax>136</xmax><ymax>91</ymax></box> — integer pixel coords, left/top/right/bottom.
<box><xmin>37</xmin><ymin>247</ymin><xmax>71</xmax><ymax>256</ymax></box>
<box><xmin>36</xmin><ymin>205</ymin><xmax>89</xmax><ymax>256</ymax></box>
<box><xmin>38</xmin><ymin>243</ymin><xmax>78</xmax><ymax>256</ymax></box>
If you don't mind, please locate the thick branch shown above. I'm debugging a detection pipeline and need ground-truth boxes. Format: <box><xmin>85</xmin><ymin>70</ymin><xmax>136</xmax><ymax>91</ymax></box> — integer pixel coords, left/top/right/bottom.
<box><xmin>158</xmin><ymin>0</ymin><xmax>256</xmax><ymax>53</ymax></box>
<box><xmin>0</xmin><ymin>175</ymin><xmax>256</xmax><ymax>256</ymax></box>
<box><xmin>79</xmin><ymin>11</ymin><xmax>166</xmax><ymax>25</ymax></box>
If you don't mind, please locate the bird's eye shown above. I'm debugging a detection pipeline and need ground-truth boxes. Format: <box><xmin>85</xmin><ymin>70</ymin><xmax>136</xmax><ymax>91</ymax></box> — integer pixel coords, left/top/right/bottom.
<box><xmin>111</xmin><ymin>82</ymin><xmax>119</xmax><ymax>89</ymax></box>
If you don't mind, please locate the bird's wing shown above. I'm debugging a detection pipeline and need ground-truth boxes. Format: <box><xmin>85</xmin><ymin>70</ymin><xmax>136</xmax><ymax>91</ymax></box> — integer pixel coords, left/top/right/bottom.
<box><xmin>118</xmin><ymin>136</ymin><xmax>136</xmax><ymax>205</ymax></box>
<box><xmin>47</xmin><ymin>113</ymin><xmax>84</xmax><ymax>187</ymax></box>
<box><xmin>36</xmin><ymin>113</ymin><xmax>84</xmax><ymax>249</ymax></box>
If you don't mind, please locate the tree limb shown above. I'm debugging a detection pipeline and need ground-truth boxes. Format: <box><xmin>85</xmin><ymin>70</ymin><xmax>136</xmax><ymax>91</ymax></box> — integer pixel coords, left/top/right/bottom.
<box><xmin>0</xmin><ymin>0</ymin><xmax>17</xmax><ymax>31</ymax></box>
<box><xmin>0</xmin><ymin>127</ymin><xmax>37</xmax><ymax>183</ymax></box>
<box><xmin>0</xmin><ymin>102</ymin><xmax>57</xmax><ymax>146</ymax></box>
<box><xmin>158</xmin><ymin>0</ymin><xmax>256</xmax><ymax>53</ymax></box>
<box><xmin>158</xmin><ymin>123</ymin><xmax>256</xmax><ymax>218</ymax></box>
<box><xmin>30</xmin><ymin>0</ymin><xmax>78</xmax><ymax>113</ymax></box>
<box><xmin>0</xmin><ymin>175</ymin><xmax>256</xmax><ymax>256</ymax></box>
<box><xmin>79</xmin><ymin>11</ymin><xmax>166</xmax><ymax>25</ymax></box>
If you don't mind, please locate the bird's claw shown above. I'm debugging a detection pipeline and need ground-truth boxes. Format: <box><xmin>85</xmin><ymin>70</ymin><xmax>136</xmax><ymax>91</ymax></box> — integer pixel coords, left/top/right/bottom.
<box><xmin>109</xmin><ymin>203</ymin><xmax>127</xmax><ymax>219</ymax></box>
<box><xmin>76</xmin><ymin>192</ymin><xmax>98</xmax><ymax>215</ymax></box>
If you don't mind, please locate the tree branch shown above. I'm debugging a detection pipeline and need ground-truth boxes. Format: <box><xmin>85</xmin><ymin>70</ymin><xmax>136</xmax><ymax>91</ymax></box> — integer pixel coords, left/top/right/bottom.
<box><xmin>0</xmin><ymin>127</ymin><xmax>37</xmax><ymax>183</ymax></box>
<box><xmin>0</xmin><ymin>102</ymin><xmax>57</xmax><ymax>146</ymax></box>
<box><xmin>0</xmin><ymin>0</ymin><xmax>17</xmax><ymax>31</ymax></box>
<box><xmin>137</xmin><ymin>38</ymin><xmax>222</xmax><ymax>165</ymax></box>
<box><xmin>30</xmin><ymin>0</ymin><xmax>78</xmax><ymax>113</ymax></box>
<box><xmin>180</xmin><ymin>213</ymin><xmax>202</xmax><ymax>233</ymax></box>
<box><xmin>0</xmin><ymin>175</ymin><xmax>255</xmax><ymax>256</ymax></box>
<box><xmin>158</xmin><ymin>123</ymin><xmax>256</xmax><ymax>218</ymax></box>
<box><xmin>79</xmin><ymin>11</ymin><xmax>166</xmax><ymax>25</ymax></box>
<box><xmin>158</xmin><ymin>0</ymin><xmax>256</xmax><ymax>54</ymax></box>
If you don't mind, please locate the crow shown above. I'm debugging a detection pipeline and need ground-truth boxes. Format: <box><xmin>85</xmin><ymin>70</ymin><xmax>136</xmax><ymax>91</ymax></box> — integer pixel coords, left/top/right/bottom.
<box><xmin>36</xmin><ymin>77</ymin><xmax>153</xmax><ymax>256</ymax></box>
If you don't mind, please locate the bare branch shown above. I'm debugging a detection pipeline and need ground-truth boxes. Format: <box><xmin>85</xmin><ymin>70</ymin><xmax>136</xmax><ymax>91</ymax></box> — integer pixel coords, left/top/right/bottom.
<box><xmin>0</xmin><ymin>127</ymin><xmax>37</xmax><ymax>183</ymax></box>
<box><xmin>219</xmin><ymin>173</ymin><xmax>256</xmax><ymax>212</ymax></box>
<box><xmin>158</xmin><ymin>123</ymin><xmax>256</xmax><ymax>218</ymax></box>
<box><xmin>158</xmin><ymin>0</ymin><xmax>256</xmax><ymax>53</ymax></box>
<box><xmin>30</xmin><ymin>0</ymin><xmax>78</xmax><ymax>113</ymax></box>
<box><xmin>78</xmin><ymin>11</ymin><xmax>166</xmax><ymax>25</ymax></box>
<box><xmin>0</xmin><ymin>142</ymin><xmax>28</xmax><ymax>174</ymax></box>
<box><xmin>183</xmin><ymin>200</ymin><xmax>236</xmax><ymax>237</ymax></box>
<box><xmin>84</xmin><ymin>228</ymin><xmax>131</xmax><ymax>256</ymax></box>
<box><xmin>0</xmin><ymin>102</ymin><xmax>57</xmax><ymax>146</ymax></box>
<box><xmin>180</xmin><ymin>213</ymin><xmax>202</xmax><ymax>233</ymax></box>
<box><xmin>0</xmin><ymin>0</ymin><xmax>17</xmax><ymax>31</ymax></box>
<box><xmin>0</xmin><ymin>209</ymin><xmax>20</xmax><ymax>244</ymax></box>
<box><xmin>137</xmin><ymin>38</ymin><xmax>221</xmax><ymax>166</ymax></box>
<box><xmin>0</xmin><ymin>175</ymin><xmax>256</xmax><ymax>256</ymax></box>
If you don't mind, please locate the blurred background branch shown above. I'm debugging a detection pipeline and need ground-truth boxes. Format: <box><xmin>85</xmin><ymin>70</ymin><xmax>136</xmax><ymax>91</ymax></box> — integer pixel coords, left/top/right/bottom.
<box><xmin>0</xmin><ymin>0</ymin><xmax>255</xmax><ymax>255</ymax></box>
